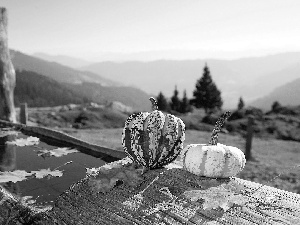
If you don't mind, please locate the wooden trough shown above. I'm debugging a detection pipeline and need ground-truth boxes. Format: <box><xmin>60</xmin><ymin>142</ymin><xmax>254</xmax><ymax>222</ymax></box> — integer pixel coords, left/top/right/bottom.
<box><xmin>0</xmin><ymin>120</ymin><xmax>300</xmax><ymax>224</ymax></box>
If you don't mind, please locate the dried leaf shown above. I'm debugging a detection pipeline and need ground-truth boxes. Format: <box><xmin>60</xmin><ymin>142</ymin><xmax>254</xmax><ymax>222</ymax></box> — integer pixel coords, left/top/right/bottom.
<box><xmin>31</xmin><ymin>168</ymin><xmax>63</xmax><ymax>179</ymax></box>
<box><xmin>184</xmin><ymin>184</ymin><xmax>248</xmax><ymax>211</ymax></box>
<box><xmin>6</xmin><ymin>136</ymin><xmax>39</xmax><ymax>146</ymax></box>
<box><xmin>37</xmin><ymin>147</ymin><xmax>78</xmax><ymax>158</ymax></box>
<box><xmin>0</xmin><ymin>170</ymin><xmax>33</xmax><ymax>183</ymax></box>
<box><xmin>20</xmin><ymin>196</ymin><xmax>36</xmax><ymax>205</ymax></box>
<box><xmin>0</xmin><ymin>130</ymin><xmax>19</xmax><ymax>137</ymax></box>
<box><xmin>88</xmin><ymin>166</ymin><xmax>144</xmax><ymax>193</ymax></box>
<box><xmin>86</xmin><ymin>167</ymin><xmax>99</xmax><ymax>176</ymax></box>
<box><xmin>0</xmin><ymin>168</ymin><xmax>63</xmax><ymax>183</ymax></box>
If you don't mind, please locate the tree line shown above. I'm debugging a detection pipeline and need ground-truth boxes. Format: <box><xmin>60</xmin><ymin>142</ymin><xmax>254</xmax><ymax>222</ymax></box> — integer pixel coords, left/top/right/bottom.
<box><xmin>156</xmin><ymin>63</ymin><xmax>245</xmax><ymax>114</ymax></box>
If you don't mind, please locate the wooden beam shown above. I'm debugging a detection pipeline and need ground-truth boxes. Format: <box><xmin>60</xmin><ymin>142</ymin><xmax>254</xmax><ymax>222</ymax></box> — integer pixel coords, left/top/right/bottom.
<box><xmin>0</xmin><ymin>8</ymin><xmax>16</xmax><ymax>123</ymax></box>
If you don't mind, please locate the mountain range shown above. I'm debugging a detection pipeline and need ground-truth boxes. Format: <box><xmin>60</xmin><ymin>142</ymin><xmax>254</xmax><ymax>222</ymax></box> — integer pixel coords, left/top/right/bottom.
<box><xmin>251</xmin><ymin>77</ymin><xmax>300</xmax><ymax>109</ymax></box>
<box><xmin>15</xmin><ymin>50</ymin><xmax>300</xmax><ymax>110</ymax></box>
<box><xmin>33</xmin><ymin>52</ymin><xmax>93</xmax><ymax>68</ymax></box>
<box><xmin>10</xmin><ymin>50</ymin><xmax>151</xmax><ymax>111</ymax></box>
<box><xmin>78</xmin><ymin>52</ymin><xmax>300</xmax><ymax>109</ymax></box>
<box><xmin>11</xmin><ymin>50</ymin><xmax>119</xmax><ymax>86</ymax></box>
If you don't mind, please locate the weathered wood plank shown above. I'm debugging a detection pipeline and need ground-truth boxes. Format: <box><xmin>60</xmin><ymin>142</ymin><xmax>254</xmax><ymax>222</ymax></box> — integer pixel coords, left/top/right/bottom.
<box><xmin>0</xmin><ymin>119</ymin><xmax>126</xmax><ymax>161</ymax></box>
<box><xmin>0</xmin><ymin>8</ymin><xmax>17</xmax><ymax>123</ymax></box>
<box><xmin>30</xmin><ymin>157</ymin><xmax>300</xmax><ymax>225</ymax></box>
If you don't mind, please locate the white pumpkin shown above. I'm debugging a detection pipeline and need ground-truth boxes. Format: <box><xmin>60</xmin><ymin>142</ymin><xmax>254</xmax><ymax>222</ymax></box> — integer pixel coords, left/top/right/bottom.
<box><xmin>181</xmin><ymin>143</ymin><xmax>246</xmax><ymax>178</ymax></box>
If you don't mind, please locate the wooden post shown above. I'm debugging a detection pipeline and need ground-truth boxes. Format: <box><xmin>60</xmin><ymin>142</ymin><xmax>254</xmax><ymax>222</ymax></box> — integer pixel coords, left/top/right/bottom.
<box><xmin>0</xmin><ymin>8</ymin><xmax>17</xmax><ymax>123</ymax></box>
<box><xmin>245</xmin><ymin>115</ymin><xmax>254</xmax><ymax>161</ymax></box>
<box><xmin>20</xmin><ymin>103</ymin><xmax>28</xmax><ymax>125</ymax></box>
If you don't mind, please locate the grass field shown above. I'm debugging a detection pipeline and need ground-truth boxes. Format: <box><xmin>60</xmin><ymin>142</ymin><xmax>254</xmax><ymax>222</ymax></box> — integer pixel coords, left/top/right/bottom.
<box><xmin>63</xmin><ymin>128</ymin><xmax>300</xmax><ymax>194</ymax></box>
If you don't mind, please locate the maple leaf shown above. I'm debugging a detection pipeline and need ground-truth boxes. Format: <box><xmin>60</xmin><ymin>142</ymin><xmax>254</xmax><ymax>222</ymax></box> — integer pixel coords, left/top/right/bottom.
<box><xmin>37</xmin><ymin>147</ymin><xmax>78</xmax><ymax>158</ymax></box>
<box><xmin>20</xmin><ymin>196</ymin><xmax>36</xmax><ymax>205</ymax></box>
<box><xmin>184</xmin><ymin>185</ymin><xmax>248</xmax><ymax>211</ymax></box>
<box><xmin>31</xmin><ymin>168</ymin><xmax>63</xmax><ymax>179</ymax></box>
<box><xmin>88</xmin><ymin>166</ymin><xmax>144</xmax><ymax>193</ymax></box>
<box><xmin>0</xmin><ymin>169</ymin><xmax>63</xmax><ymax>183</ymax></box>
<box><xmin>6</xmin><ymin>136</ymin><xmax>40</xmax><ymax>146</ymax></box>
<box><xmin>0</xmin><ymin>130</ymin><xmax>19</xmax><ymax>138</ymax></box>
<box><xmin>0</xmin><ymin>170</ymin><xmax>33</xmax><ymax>183</ymax></box>
<box><xmin>86</xmin><ymin>167</ymin><xmax>99</xmax><ymax>176</ymax></box>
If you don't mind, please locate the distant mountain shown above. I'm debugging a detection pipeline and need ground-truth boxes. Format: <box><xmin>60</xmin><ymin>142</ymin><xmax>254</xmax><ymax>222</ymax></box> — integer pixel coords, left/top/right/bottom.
<box><xmin>15</xmin><ymin>70</ymin><xmax>87</xmax><ymax>107</ymax></box>
<box><xmin>33</xmin><ymin>52</ymin><xmax>92</xmax><ymax>68</ymax></box>
<box><xmin>10</xmin><ymin>50</ymin><xmax>120</xmax><ymax>86</ymax></box>
<box><xmin>250</xmin><ymin>62</ymin><xmax>300</xmax><ymax>96</ymax></box>
<box><xmin>250</xmin><ymin>77</ymin><xmax>300</xmax><ymax>110</ymax></box>
<box><xmin>81</xmin><ymin>52</ymin><xmax>300</xmax><ymax>109</ymax></box>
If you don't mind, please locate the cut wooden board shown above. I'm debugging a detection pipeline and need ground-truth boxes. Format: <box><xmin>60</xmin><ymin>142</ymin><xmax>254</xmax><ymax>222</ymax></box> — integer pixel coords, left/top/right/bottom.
<box><xmin>30</xmin><ymin>157</ymin><xmax>300</xmax><ymax>225</ymax></box>
<box><xmin>0</xmin><ymin>119</ymin><xmax>126</xmax><ymax>161</ymax></box>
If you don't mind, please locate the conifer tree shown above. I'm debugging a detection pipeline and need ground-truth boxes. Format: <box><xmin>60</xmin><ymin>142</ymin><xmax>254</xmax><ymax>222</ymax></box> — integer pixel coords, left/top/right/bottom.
<box><xmin>170</xmin><ymin>85</ymin><xmax>181</xmax><ymax>112</ymax></box>
<box><xmin>271</xmin><ymin>101</ymin><xmax>282</xmax><ymax>113</ymax></box>
<box><xmin>156</xmin><ymin>91</ymin><xmax>169</xmax><ymax>111</ymax></box>
<box><xmin>191</xmin><ymin>63</ymin><xmax>223</xmax><ymax>113</ymax></box>
<box><xmin>179</xmin><ymin>90</ymin><xmax>192</xmax><ymax>113</ymax></box>
<box><xmin>238</xmin><ymin>97</ymin><xmax>245</xmax><ymax>110</ymax></box>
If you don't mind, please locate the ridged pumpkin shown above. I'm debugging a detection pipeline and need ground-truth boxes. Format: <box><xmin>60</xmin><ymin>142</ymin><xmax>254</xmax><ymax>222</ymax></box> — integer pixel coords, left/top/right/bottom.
<box><xmin>122</xmin><ymin>97</ymin><xmax>185</xmax><ymax>169</ymax></box>
<box><xmin>181</xmin><ymin>143</ymin><xmax>246</xmax><ymax>178</ymax></box>
<box><xmin>181</xmin><ymin>111</ymin><xmax>246</xmax><ymax>178</ymax></box>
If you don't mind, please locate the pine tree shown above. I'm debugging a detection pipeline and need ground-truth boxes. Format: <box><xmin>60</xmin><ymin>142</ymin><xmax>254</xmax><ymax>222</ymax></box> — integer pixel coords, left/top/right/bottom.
<box><xmin>238</xmin><ymin>97</ymin><xmax>245</xmax><ymax>110</ymax></box>
<box><xmin>192</xmin><ymin>63</ymin><xmax>223</xmax><ymax>113</ymax></box>
<box><xmin>156</xmin><ymin>92</ymin><xmax>169</xmax><ymax>111</ymax></box>
<box><xmin>170</xmin><ymin>85</ymin><xmax>181</xmax><ymax>112</ymax></box>
<box><xmin>271</xmin><ymin>101</ymin><xmax>282</xmax><ymax>113</ymax></box>
<box><xmin>179</xmin><ymin>90</ymin><xmax>192</xmax><ymax>113</ymax></box>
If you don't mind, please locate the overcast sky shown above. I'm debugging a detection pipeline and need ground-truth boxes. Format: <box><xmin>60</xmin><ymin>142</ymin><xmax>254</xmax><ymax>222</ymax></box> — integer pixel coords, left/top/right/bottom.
<box><xmin>2</xmin><ymin>0</ymin><xmax>300</xmax><ymax>60</ymax></box>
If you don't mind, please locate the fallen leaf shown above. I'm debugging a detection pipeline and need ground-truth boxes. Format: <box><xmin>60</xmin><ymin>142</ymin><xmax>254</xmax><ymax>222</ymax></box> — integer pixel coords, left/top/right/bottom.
<box><xmin>184</xmin><ymin>185</ymin><xmax>248</xmax><ymax>211</ymax></box>
<box><xmin>37</xmin><ymin>147</ymin><xmax>78</xmax><ymax>158</ymax></box>
<box><xmin>0</xmin><ymin>168</ymin><xmax>63</xmax><ymax>183</ymax></box>
<box><xmin>0</xmin><ymin>170</ymin><xmax>33</xmax><ymax>183</ymax></box>
<box><xmin>86</xmin><ymin>167</ymin><xmax>99</xmax><ymax>176</ymax></box>
<box><xmin>6</xmin><ymin>136</ymin><xmax>39</xmax><ymax>146</ymax></box>
<box><xmin>20</xmin><ymin>196</ymin><xmax>36</xmax><ymax>205</ymax></box>
<box><xmin>0</xmin><ymin>130</ymin><xmax>19</xmax><ymax>138</ymax></box>
<box><xmin>31</xmin><ymin>168</ymin><xmax>63</xmax><ymax>179</ymax></box>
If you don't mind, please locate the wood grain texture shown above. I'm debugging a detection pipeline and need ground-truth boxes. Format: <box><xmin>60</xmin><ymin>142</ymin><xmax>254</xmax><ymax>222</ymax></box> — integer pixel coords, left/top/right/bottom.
<box><xmin>0</xmin><ymin>8</ymin><xmax>17</xmax><ymax>123</ymax></box>
<box><xmin>30</xmin><ymin>157</ymin><xmax>300</xmax><ymax>225</ymax></box>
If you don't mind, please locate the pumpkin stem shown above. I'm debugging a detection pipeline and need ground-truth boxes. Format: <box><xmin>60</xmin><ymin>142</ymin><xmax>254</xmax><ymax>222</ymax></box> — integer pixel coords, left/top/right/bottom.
<box><xmin>149</xmin><ymin>97</ymin><xmax>158</xmax><ymax>111</ymax></box>
<box><xmin>209</xmin><ymin>111</ymin><xmax>231</xmax><ymax>145</ymax></box>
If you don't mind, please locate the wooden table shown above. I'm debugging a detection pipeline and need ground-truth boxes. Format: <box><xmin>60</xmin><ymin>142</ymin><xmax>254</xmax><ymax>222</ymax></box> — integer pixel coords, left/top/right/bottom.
<box><xmin>28</xmin><ymin>157</ymin><xmax>300</xmax><ymax>225</ymax></box>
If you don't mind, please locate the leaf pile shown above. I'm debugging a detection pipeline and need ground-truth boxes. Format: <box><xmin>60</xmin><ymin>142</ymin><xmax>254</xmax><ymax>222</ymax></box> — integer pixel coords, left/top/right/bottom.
<box><xmin>0</xmin><ymin>168</ymin><xmax>63</xmax><ymax>183</ymax></box>
<box><xmin>6</xmin><ymin>136</ymin><xmax>40</xmax><ymax>146</ymax></box>
<box><xmin>184</xmin><ymin>180</ymin><xmax>248</xmax><ymax>211</ymax></box>
<box><xmin>88</xmin><ymin>165</ymin><xmax>144</xmax><ymax>193</ymax></box>
<box><xmin>37</xmin><ymin>147</ymin><xmax>78</xmax><ymax>158</ymax></box>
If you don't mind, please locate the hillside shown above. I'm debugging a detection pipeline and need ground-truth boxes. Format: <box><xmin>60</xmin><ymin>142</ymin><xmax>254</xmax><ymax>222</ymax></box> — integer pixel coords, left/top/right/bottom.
<box><xmin>15</xmin><ymin>70</ymin><xmax>87</xmax><ymax>107</ymax></box>
<box><xmin>9</xmin><ymin>50</ymin><xmax>153</xmax><ymax>110</ymax></box>
<box><xmin>14</xmin><ymin>69</ymin><xmax>151</xmax><ymax>111</ymax></box>
<box><xmin>10</xmin><ymin>50</ymin><xmax>119</xmax><ymax>86</ymax></box>
<box><xmin>250</xmin><ymin>77</ymin><xmax>300</xmax><ymax>109</ymax></box>
<box><xmin>81</xmin><ymin>52</ymin><xmax>300</xmax><ymax>108</ymax></box>
<box><xmin>65</xmin><ymin>83</ymin><xmax>151</xmax><ymax>111</ymax></box>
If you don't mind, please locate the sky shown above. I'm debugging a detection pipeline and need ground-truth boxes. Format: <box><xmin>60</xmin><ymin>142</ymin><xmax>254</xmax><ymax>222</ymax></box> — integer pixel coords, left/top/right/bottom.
<box><xmin>2</xmin><ymin>0</ymin><xmax>300</xmax><ymax>61</ymax></box>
